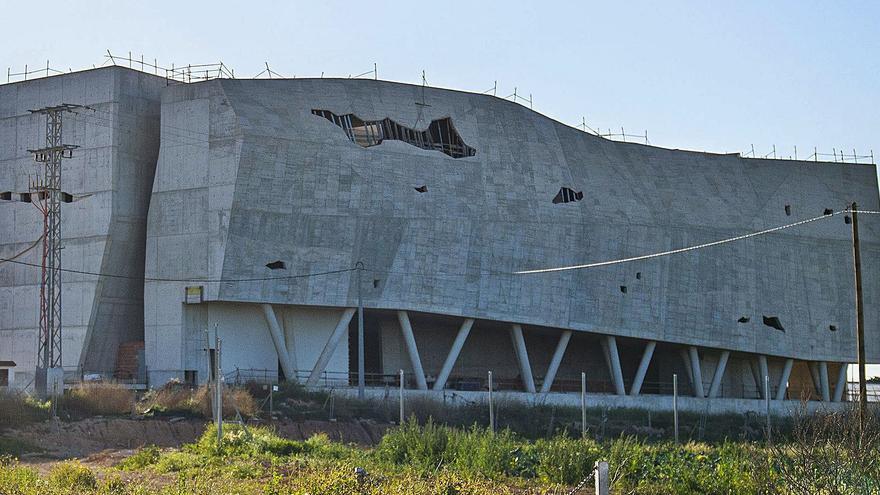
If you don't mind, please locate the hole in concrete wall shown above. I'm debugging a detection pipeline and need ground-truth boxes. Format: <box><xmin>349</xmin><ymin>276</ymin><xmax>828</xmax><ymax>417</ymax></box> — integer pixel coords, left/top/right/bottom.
<box><xmin>552</xmin><ymin>187</ymin><xmax>584</xmax><ymax>204</ymax></box>
<box><xmin>373</xmin><ymin>279</ymin><xmax>380</xmax><ymax>288</ymax></box>
<box><xmin>845</xmin><ymin>215</ymin><xmax>852</xmax><ymax>225</ymax></box>
<box><xmin>0</xmin><ymin>192</ymin><xmax>10</xmax><ymax>201</ymax></box>
<box><xmin>762</xmin><ymin>315</ymin><xmax>785</xmax><ymax>332</ymax></box>
<box><xmin>784</xmin><ymin>205</ymin><xmax>791</xmax><ymax>216</ymax></box>
<box><xmin>18</xmin><ymin>193</ymin><xmax>31</xmax><ymax>203</ymax></box>
<box><xmin>636</xmin><ymin>272</ymin><xmax>641</xmax><ymax>280</ymax></box>
<box><xmin>619</xmin><ymin>285</ymin><xmax>627</xmax><ymax>294</ymax></box>
<box><xmin>265</xmin><ymin>261</ymin><xmax>286</xmax><ymax>270</ymax></box>
<box><xmin>312</xmin><ymin>109</ymin><xmax>476</xmax><ymax>158</ymax></box>
<box><xmin>60</xmin><ymin>192</ymin><xmax>74</xmax><ymax>203</ymax></box>
<box><xmin>738</xmin><ymin>316</ymin><xmax>750</xmax><ymax>323</ymax></box>
<box><xmin>823</xmin><ymin>208</ymin><xmax>833</xmax><ymax>215</ymax></box>
<box><xmin>414</xmin><ymin>185</ymin><xmax>428</xmax><ymax>193</ymax></box>
<box><xmin>829</xmin><ymin>325</ymin><xmax>838</xmax><ymax>332</ymax></box>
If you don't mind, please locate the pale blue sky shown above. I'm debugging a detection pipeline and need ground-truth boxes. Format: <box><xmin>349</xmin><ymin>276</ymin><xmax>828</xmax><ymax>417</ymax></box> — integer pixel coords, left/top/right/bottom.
<box><xmin>2</xmin><ymin>1</ymin><xmax>877</xmax><ymax>375</ymax></box>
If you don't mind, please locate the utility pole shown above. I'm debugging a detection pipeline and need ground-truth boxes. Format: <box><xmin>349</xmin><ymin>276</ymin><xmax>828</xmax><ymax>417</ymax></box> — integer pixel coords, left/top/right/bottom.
<box><xmin>27</xmin><ymin>104</ymin><xmax>83</xmax><ymax>398</ymax></box>
<box><xmin>850</xmin><ymin>203</ymin><xmax>867</xmax><ymax>429</ymax></box>
<box><xmin>215</xmin><ymin>333</ymin><xmax>223</xmax><ymax>448</ymax></box>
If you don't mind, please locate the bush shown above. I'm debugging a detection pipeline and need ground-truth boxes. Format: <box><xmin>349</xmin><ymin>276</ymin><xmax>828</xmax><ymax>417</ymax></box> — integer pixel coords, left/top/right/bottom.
<box><xmin>376</xmin><ymin>417</ymin><xmax>449</xmax><ymax>471</ymax></box>
<box><xmin>48</xmin><ymin>461</ymin><xmax>97</xmax><ymax>491</ymax></box>
<box><xmin>534</xmin><ymin>435</ymin><xmax>601</xmax><ymax>484</ymax></box>
<box><xmin>117</xmin><ymin>445</ymin><xmax>161</xmax><ymax>470</ymax></box>
<box><xmin>61</xmin><ymin>384</ymin><xmax>134</xmax><ymax>417</ymax></box>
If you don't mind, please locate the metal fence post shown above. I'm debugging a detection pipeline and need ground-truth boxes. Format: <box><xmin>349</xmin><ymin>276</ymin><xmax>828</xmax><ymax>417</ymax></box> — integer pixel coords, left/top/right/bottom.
<box><xmin>765</xmin><ymin>374</ymin><xmax>771</xmax><ymax>443</ymax></box>
<box><xmin>488</xmin><ymin>370</ymin><xmax>495</xmax><ymax>433</ymax></box>
<box><xmin>673</xmin><ymin>373</ymin><xmax>679</xmax><ymax>444</ymax></box>
<box><xmin>399</xmin><ymin>369</ymin><xmax>405</xmax><ymax>424</ymax></box>
<box><xmin>581</xmin><ymin>371</ymin><xmax>587</xmax><ymax>438</ymax></box>
<box><xmin>594</xmin><ymin>460</ymin><xmax>609</xmax><ymax>495</ymax></box>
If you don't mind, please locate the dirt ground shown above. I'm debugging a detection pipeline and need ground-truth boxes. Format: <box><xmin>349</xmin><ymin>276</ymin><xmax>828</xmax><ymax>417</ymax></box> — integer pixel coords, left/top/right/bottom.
<box><xmin>4</xmin><ymin>416</ymin><xmax>390</xmax><ymax>472</ymax></box>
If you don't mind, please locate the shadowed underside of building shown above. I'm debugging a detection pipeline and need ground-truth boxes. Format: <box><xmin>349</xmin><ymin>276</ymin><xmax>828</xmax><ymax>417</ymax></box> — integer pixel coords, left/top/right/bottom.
<box><xmin>1</xmin><ymin>67</ymin><xmax>878</xmax><ymax>412</ymax></box>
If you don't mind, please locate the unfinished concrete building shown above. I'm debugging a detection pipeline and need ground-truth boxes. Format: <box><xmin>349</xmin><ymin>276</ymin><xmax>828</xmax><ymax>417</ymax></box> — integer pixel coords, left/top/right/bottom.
<box><xmin>1</xmin><ymin>66</ymin><xmax>878</xmax><ymax>412</ymax></box>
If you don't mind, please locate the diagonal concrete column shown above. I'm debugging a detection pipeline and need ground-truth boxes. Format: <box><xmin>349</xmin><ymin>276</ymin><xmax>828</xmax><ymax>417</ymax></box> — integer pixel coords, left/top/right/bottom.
<box><xmin>818</xmin><ymin>361</ymin><xmax>831</xmax><ymax>402</ymax></box>
<box><xmin>306</xmin><ymin>308</ymin><xmax>356</xmax><ymax>386</ymax></box>
<box><xmin>776</xmin><ymin>358</ymin><xmax>794</xmax><ymax>401</ymax></box>
<box><xmin>629</xmin><ymin>341</ymin><xmax>656</xmax><ymax>396</ymax></box>
<box><xmin>509</xmin><ymin>324</ymin><xmax>536</xmax><ymax>393</ymax></box>
<box><xmin>688</xmin><ymin>347</ymin><xmax>705</xmax><ymax>398</ymax></box>
<box><xmin>832</xmin><ymin>363</ymin><xmax>848</xmax><ymax>402</ymax></box>
<box><xmin>758</xmin><ymin>355</ymin><xmax>770</xmax><ymax>400</ymax></box>
<box><xmin>540</xmin><ymin>330</ymin><xmax>572</xmax><ymax>393</ymax></box>
<box><xmin>602</xmin><ymin>336</ymin><xmax>626</xmax><ymax>396</ymax></box>
<box><xmin>680</xmin><ymin>349</ymin><xmax>695</xmax><ymax>386</ymax></box>
<box><xmin>433</xmin><ymin>318</ymin><xmax>474</xmax><ymax>391</ymax></box>
<box><xmin>808</xmin><ymin>361</ymin><xmax>822</xmax><ymax>397</ymax></box>
<box><xmin>397</xmin><ymin>311</ymin><xmax>428</xmax><ymax>390</ymax></box>
<box><xmin>707</xmin><ymin>350</ymin><xmax>730</xmax><ymax>399</ymax></box>
<box><xmin>261</xmin><ymin>304</ymin><xmax>296</xmax><ymax>381</ymax></box>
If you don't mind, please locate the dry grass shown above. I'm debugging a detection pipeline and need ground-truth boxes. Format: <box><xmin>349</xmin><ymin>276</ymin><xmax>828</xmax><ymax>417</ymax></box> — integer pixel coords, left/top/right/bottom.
<box><xmin>138</xmin><ymin>380</ymin><xmax>258</xmax><ymax>419</ymax></box>
<box><xmin>61</xmin><ymin>384</ymin><xmax>135</xmax><ymax>417</ymax></box>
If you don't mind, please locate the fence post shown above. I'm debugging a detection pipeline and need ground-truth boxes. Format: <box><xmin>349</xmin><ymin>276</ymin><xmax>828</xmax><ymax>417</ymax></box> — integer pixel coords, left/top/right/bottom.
<box><xmin>215</xmin><ymin>334</ymin><xmax>223</xmax><ymax>449</ymax></box>
<box><xmin>765</xmin><ymin>374</ymin><xmax>771</xmax><ymax>444</ymax></box>
<box><xmin>594</xmin><ymin>460</ymin><xmax>609</xmax><ymax>495</ymax></box>
<box><xmin>488</xmin><ymin>370</ymin><xmax>495</xmax><ymax>433</ymax></box>
<box><xmin>398</xmin><ymin>369</ymin><xmax>404</xmax><ymax>424</ymax></box>
<box><xmin>673</xmin><ymin>373</ymin><xmax>679</xmax><ymax>444</ymax></box>
<box><xmin>581</xmin><ymin>371</ymin><xmax>587</xmax><ymax>438</ymax></box>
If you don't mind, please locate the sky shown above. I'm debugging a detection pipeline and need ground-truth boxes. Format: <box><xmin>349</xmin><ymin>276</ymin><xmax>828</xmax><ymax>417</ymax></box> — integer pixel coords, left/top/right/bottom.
<box><xmin>2</xmin><ymin>0</ymin><xmax>877</xmax><ymax>375</ymax></box>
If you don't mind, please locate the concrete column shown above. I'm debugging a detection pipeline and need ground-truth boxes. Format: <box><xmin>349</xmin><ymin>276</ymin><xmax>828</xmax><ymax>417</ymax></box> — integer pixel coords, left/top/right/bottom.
<box><xmin>707</xmin><ymin>350</ymin><xmax>730</xmax><ymax>399</ymax></box>
<box><xmin>509</xmin><ymin>324</ymin><xmax>536</xmax><ymax>393</ymax></box>
<box><xmin>260</xmin><ymin>304</ymin><xmax>296</xmax><ymax>381</ymax></box>
<box><xmin>629</xmin><ymin>341</ymin><xmax>656</xmax><ymax>396</ymax></box>
<box><xmin>809</xmin><ymin>362</ymin><xmax>822</xmax><ymax>396</ymax></box>
<box><xmin>688</xmin><ymin>347</ymin><xmax>705</xmax><ymax>398</ymax></box>
<box><xmin>397</xmin><ymin>311</ymin><xmax>428</xmax><ymax>390</ymax></box>
<box><xmin>758</xmin><ymin>355</ymin><xmax>769</xmax><ymax>400</ymax></box>
<box><xmin>818</xmin><ymin>361</ymin><xmax>831</xmax><ymax>402</ymax></box>
<box><xmin>679</xmin><ymin>349</ymin><xmax>694</xmax><ymax>386</ymax></box>
<box><xmin>433</xmin><ymin>318</ymin><xmax>474</xmax><ymax>391</ymax></box>
<box><xmin>306</xmin><ymin>308</ymin><xmax>356</xmax><ymax>386</ymax></box>
<box><xmin>603</xmin><ymin>336</ymin><xmax>626</xmax><ymax>396</ymax></box>
<box><xmin>833</xmin><ymin>363</ymin><xmax>848</xmax><ymax>402</ymax></box>
<box><xmin>540</xmin><ymin>330</ymin><xmax>572</xmax><ymax>393</ymax></box>
<box><xmin>776</xmin><ymin>358</ymin><xmax>794</xmax><ymax>401</ymax></box>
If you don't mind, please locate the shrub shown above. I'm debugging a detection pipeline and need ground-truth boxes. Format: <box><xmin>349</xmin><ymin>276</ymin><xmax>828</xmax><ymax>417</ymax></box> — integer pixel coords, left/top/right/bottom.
<box><xmin>61</xmin><ymin>383</ymin><xmax>134</xmax><ymax>417</ymax></box>
<box><xmin>117</xmin><ymin>445</ymin><xmax>161</xmax><ymax>470</ymax></box>
<box><xmin>0</xmin><ymin>392</ymin><xmax>49</xmax><ymax>429</ymax></box>
<box><xmin>534</xmin><ymin>435</ymin><xmax>601</xmax><ymax>484</ymax></box>
<box><xmin>48</xmin><ymin>461</ymin><xmax>97</xmax><ymax>491</ymax></box>
<box><xmin>376</xmin><ymin>417</ymin><xmax>448</xmax><ymax>471</ymax></box>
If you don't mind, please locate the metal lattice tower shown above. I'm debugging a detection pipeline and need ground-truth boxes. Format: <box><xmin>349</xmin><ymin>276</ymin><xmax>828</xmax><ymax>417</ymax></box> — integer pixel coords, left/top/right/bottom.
<box><xmin>27</xmin><ymin>104</ymin><xmax>81</xmax><ymax>396</ymax></box>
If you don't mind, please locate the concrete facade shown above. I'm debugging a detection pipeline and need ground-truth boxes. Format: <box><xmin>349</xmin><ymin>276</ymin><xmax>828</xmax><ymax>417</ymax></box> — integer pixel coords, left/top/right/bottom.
<box><xmin>0</xmin><ymin>68</ymin><xmax>165</xmax><ymax>386</ymax></box>
<box><xmin>142</xmin><ymin>77</ymin><xmax>879</xmax><ymax>405</ymax></box>
<box><xmin>2</xmin><ymin>68</ymin><xmax>878</xmax><ymax>411</ymax></box>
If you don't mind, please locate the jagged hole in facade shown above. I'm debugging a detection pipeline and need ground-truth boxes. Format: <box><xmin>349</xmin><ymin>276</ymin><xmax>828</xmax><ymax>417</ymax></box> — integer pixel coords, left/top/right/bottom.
<box><xmin>312</xmin><ymin>110</ymin><xmax>476</xmax><ymax>158</ymax></box>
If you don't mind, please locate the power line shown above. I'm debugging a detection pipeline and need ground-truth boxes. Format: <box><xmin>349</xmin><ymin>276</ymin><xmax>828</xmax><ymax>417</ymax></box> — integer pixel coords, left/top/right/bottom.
<box><xmin>515</xmin><ymin>210</ymin><xmax>854</xmax><ymax>274</ymax></box>
<box><xmin>0</xmin><ymin>255</ymin><xmax>355</xmax><ymax>283</ymax></box>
